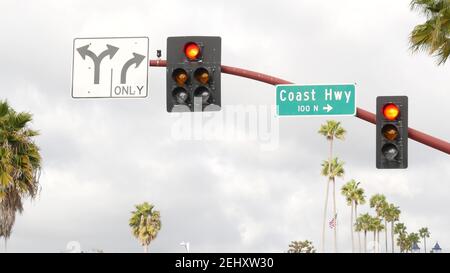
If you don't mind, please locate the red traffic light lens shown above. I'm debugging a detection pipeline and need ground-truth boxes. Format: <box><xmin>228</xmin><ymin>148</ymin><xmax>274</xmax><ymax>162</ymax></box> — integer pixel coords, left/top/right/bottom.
<box><xmin>383</xmin><ymin>103</ymin><xmax>400</xmax><ymax>121</ymax></box>
<box><xmin>185</xmin><ymin>42</ymin><xmax>201</xmax><ymax>60</ymax></box>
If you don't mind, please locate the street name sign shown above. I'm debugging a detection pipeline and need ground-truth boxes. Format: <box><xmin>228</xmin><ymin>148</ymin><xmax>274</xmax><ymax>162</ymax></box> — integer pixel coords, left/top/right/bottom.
<box><xmin>72</xmin><ymin>37</ymin><xmax>149</xmax><ymax>98</ymax></box>
<box><xmin>276</xmin><ymin>84</ymin><xmax>356</xmax><ymax>116</ymax></box>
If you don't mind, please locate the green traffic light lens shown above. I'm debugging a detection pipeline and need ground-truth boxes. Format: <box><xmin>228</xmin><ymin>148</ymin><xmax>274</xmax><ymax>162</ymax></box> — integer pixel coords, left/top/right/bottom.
<box><xmin>173</xmin><ymin>87</ymin><xmax>189</xmax><ymax>104</ymax></box>
<box><xmin>194</xmin><ymin>86</ymin><xmax>211</xmax><ymax>104</ymax></box>
<box><xmin>382</xmin><ymin>144</ymin><xmax>399</xmax><ymax>161</ymax></box>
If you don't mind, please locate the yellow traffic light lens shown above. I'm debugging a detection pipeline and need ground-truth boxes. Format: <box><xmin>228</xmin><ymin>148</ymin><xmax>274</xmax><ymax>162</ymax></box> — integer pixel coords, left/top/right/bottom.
<box><xmin>185</xmin><ymin>42</ymin><xmax>201</xmax><ymax>60</ymax></box>
<box><xmin>383</xmin><ymin>103</ymin><xmax>399</xmax><ymax>121</ymax></box>
<box><xmin>197</xmin><ymin>72</ymin><xmax>209</xmax><ymax>85</ymax></box>
<box><xmin>194</xmin><ymin>68</ymin><xmax>210</xmax><ymax>84</ymax></box>
<box><xmin>172</xmin><ymin>69</ymin><xmax>188</xmax><ymax>86</ymax></box>
<box><xmin>382</xmin><ymin>124</ymin><xmax>399</xmax><ymax>141</ymax></box>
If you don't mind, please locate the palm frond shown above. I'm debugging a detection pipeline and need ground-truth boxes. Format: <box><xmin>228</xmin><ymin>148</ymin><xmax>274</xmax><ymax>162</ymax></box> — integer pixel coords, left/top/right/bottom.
<box><xmin>410</xmin><ymin>0</ymin><xmax>450</xmax><ymax>64</ymax></box>
<box><xmin>129</xmin><ymin>202</ymin><xmax>162</xmax><ymax>250</ymax></box>
<box><xmin>0</xmin><ymin>102</ymin><xmax>41</xmax><ymax>240</ymax></box>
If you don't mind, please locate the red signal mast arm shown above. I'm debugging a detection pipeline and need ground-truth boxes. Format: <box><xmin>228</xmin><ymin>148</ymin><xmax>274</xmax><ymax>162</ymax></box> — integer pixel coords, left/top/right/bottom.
<box><xmin>150</xmin><ymin>60</ymin><xmax>450</xmax><ymax>155</ymax></box>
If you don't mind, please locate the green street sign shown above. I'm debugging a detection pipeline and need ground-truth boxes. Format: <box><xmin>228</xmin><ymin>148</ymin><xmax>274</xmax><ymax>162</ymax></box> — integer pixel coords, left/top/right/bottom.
<box><xmin>276</xmin><ymin>84</ymin><xmax>356</xmax><ymax>116</ymax></box>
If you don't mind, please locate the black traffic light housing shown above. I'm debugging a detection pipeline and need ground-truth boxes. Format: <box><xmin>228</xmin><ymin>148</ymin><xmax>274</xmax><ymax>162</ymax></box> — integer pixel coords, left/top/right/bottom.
<box><xmin>376</xmin><ymin>96</ymin><xmax>408</xmax><ymax>169</ymax></box>
<box><xmin>166</xmin><ymin>36</ymin><xmax>221</xmax><ymax>112</ymax></box>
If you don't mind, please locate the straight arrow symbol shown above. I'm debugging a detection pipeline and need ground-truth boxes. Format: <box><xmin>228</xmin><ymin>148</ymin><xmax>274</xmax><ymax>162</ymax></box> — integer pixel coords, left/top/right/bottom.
<box><xmin>77</xmin><ymin>44</ymin><xmax>119</xmax><ymax>84</ymax></box>
<box><xmin>120</xmin><ymin>53</ymin><xmax>145</xmax><ymax>84</ymax></box>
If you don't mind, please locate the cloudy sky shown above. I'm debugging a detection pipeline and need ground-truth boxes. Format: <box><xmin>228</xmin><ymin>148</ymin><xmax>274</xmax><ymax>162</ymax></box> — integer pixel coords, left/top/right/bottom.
<box><xmin>0</xmin><ymin>0</ymin><xmax>449</xmax><ymax>253</ymax></box>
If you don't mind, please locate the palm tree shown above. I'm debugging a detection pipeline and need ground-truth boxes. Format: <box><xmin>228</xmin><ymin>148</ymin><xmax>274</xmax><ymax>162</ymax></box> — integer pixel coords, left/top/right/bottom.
<box><xmin>341</xmin><ymin>180</ymin><xmax>356</xmax><ymax>252</ymax></box>
<box><xmin>341</xmin><ymin>179</ymin><xmax>364</xmax><ymax>252</ymax></box>
<box><xmin>368</xmin><ymin>216</ymin><xmax>377</xmax><ymax>253</ymax></box>
<box><xmin>129</xmin><ymin>202</ymin><xmax>161</xmax><ymax>253</ymax></box>
<box><xmin>380</xmin><ymin>204</ymin><xmax>390</xmax><ymax>252</ymax></box>
<box><xmin>321</xmin><ymin>157</ymin><xmax>345</xmax><ymax>253</ymax></box>
<box><xmin>369</xmin><ymin>194</ymin><xmax>388</xmax><ymax>252</ymax></box>
<box><xmin>410</xmin><ymin>0</ymin><xmax>450</xmax><ymax>65</ymax></box>
<box><xmin>373</xmin><ymin>217</ymin><xmax>385</xmax><ymax>253</ymax></box>
<box><xmin>318</xmin><ymin>120</ymin><xmax>346</xmax><ymax>253</ymax></box>
<box><xmin>385</xmin><ymin>203</ymin><xmax>401</xmax><ymax>253</ymax></box>
<box><xmin>367</xmin><ymin>216</ymin><xmax>383</xmax><ymax>253</ymax></box>
<box><xmin>0</xmin><ymin>100</ymin><xmax>42</xmax><ymax>250</ymax></box>
<box><xmin>397</xmin><ymin>233</ymin><xmax>410</xmax><ymax>253</ymax></box>
<box><xmin>394</xmin><ymin>223</ymin><xmax>407</xmax><ymax>236</ymax></box>
<box><xmin>287</xmin><ymin>240</ymin><xmax>316</xmax><ymax>253</ymax></box>
<box><xmin>353</xmin><ymin>185</ymin><xmax>366</xmax><ymax>253</ymax></box>
<box><xmin>419</xmin><ymin>227</ymin><xmax>431</xmax><ymax>253</ymax></box>
<box><xmin>394</xmin><ymin>222</ymin><xmax>408</xmax><ymax>253</ymax></box>
<box><xmin>354</xmin><ymin>218</ymin><xmax>363</xmax><ymax>252</ymax></box>
<box><xmin>408</xmin><ymin>232</ymin><xmax>421</xmax><ymax>253</ymax></box>
<box><xmin>369</xmin><ymin>194</ymin><xmax>386</xmax><ymax>215</ymax></box>
<box><xmin>356</xmin><ymin>213</ymin><xmax>372</xmax><ymax>253</ymax></box>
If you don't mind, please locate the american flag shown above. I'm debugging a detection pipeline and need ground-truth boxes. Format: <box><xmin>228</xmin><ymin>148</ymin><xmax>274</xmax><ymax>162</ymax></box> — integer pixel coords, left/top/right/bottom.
<box><xmin>329</xmin><ymin>213</ymin><xmax>337</xmax><ymax>229</ymax></box>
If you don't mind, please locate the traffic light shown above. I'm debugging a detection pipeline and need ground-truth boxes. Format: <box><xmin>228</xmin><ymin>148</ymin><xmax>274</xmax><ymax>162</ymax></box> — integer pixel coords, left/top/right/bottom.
<box><xmin>376</xmin><ymin>96</ymin><xmax>408</xmax><ymax>169</ymax></box>
<box><xmin>166</xmin><ymin>36</ymin><xmax>221</xmax><ymax>112</ymax></box>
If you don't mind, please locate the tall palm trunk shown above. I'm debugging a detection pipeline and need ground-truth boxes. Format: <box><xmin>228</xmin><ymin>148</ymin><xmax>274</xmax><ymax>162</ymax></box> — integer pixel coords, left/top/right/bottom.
<box><xmin>332</xmin><ymin>177</ymin><xmax>337</xmax><ymax>253</ymax></box>
<box><xmin>364</xmin><ymin>231</ymin><xmax>367</xmax><ymax>253</ymax></box>
<box><xmin>373</xmin><ymin>232</ymin><xmax>376</xmax><ymax>253</ymax></box>
<box><xmin>144</xmin><ymin>244</ymin><xmax>148</xmax><ymax>253</ymax></box>
<box><xmin>391</xmin><ymin>221</ymin><xmax>395</xmax><ymax>253</ymax></box>
<box><xmin>321</xmin><ymin>138</ymin><xmax>333</xmax><ymax>253</ymax></box>
<box><xmin>350</xmin><ymin>202</ymin><xmax>354</xmax><ymax>253</ymax></box>
<box><xmin>423</xmin><ymin>238</ymin><xmax>427</xmax><ymax>253</ymax></box>
<box><xmin>321</xmin><ymin>180</ymin><xmax>330</xmax><ymax>253</ymax></box>
<box><xmin>355</xmin><ymin>205</ymin><xmax>361</xmax><ymax>253</ymax></box>
<box><xmin>377</xmin><ymin>231</ymin><xmax>380</xmax><ymax>253</ymax></box>
<box><xmin>384</xmin><ymin>220</ymin><xmax>388</xmax><ymax>253</ymax></box>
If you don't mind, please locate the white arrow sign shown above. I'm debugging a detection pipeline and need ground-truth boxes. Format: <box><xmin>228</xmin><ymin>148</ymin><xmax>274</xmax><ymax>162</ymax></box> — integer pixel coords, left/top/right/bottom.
<box><xmin>72</xmin><ymin>37</ymin><xmax>149</xmax><ymax>98</ymax></box>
